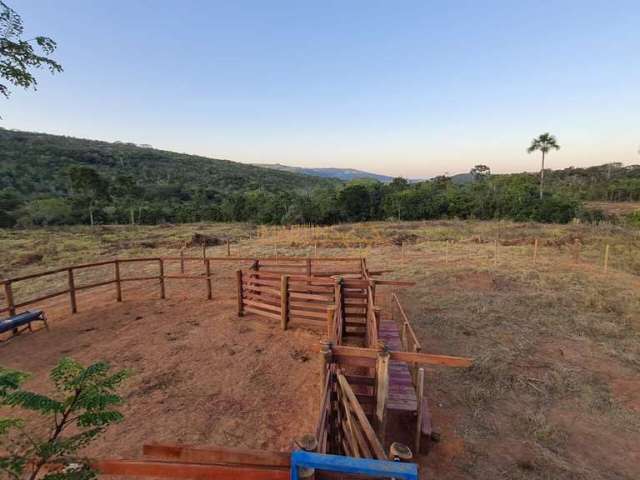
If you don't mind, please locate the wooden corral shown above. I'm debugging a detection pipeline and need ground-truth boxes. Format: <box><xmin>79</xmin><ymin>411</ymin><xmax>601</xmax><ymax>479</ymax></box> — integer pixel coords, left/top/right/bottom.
<box><xmin>1</xmin><ymin>253</ymin><xmax>472</xmax><ymax>478</ymax></box>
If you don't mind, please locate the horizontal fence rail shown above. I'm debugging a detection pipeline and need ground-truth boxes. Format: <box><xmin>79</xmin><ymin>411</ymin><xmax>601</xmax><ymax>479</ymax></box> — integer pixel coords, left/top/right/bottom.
<box><xmin>1</xmin><ymin>256</ymin><xmax>363</xmax><ymax>321</ymax></box>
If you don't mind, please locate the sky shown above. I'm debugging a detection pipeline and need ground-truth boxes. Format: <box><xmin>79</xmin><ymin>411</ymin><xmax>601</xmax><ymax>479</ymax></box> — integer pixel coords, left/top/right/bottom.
<box><xmin>2</xmin><ymin>0</ymin><xmax>640</xmax><ymax>178</ymax></box>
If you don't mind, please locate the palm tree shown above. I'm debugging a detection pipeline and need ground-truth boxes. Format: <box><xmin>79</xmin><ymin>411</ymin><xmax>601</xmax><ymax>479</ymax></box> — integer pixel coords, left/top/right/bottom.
<box><xmin>527</xmin><ymin>133</ymin><xmax>560</xmax><ymax>199</ymax></box>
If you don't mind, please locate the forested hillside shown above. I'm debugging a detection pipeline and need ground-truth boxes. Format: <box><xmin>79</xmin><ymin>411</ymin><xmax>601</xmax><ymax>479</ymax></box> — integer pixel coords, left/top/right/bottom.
<box><xmin>1</xmin><ymin>128</ymin><xmax>639</xmax><ymax>227</ymax></box>
<box><xmin>0</xmin><ymin>128</ymin><xmax>335</xmax><ymax>226</ymax></box>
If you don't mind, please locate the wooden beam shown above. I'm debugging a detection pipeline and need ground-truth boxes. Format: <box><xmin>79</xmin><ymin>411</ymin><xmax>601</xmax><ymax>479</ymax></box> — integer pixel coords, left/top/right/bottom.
<box><xmin>237</xmin><ymin>270</ymin><xmax>244</xmax><ymax>316</ymax></box>
<box><xmin>67</xmin><ymin>268</ymin><xmax>77</xmax><ymax>314</ymax></box>
<box><xmin>280</xmin><ymin>275</ymin><xmax>289</xmax><ymax>330</ymax></box>
<box><xmin>330</xmin><ymin>345</ymin><xmax>472</xmax><ymax>368</ymax></box>
<box><xmin>373</xmin><ymin>280</ymin><xmax>416</xmax><ymax>287</ymax></box>
<box><xmin>142</xmin><ymin>444</ymin><xmax>290</xmax><ymax>467</ymax></box>
<box><xmin>114</xmin><ymin>260</ymin><xmax>122</xmax><ymax>302</ymax></box>
<box><xmin>92</xmin><ymin>459</ymin><xmax>288</xmax><ymax>480</ymax></box>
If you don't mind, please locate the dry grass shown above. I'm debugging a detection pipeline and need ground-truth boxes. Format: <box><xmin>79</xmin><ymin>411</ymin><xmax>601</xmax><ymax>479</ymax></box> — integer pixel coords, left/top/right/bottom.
<box><xmin>1</xmin><ymin>220</ymin><xmax>640</xmax><ymax>479</ymax></box>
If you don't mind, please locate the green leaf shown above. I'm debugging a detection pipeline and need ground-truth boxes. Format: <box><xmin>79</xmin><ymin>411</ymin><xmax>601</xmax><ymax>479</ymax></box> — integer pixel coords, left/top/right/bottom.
<box><xmin>4</xmin><ymin>390</ymin><xmax>63</xmax><ymax>413</ymax></box>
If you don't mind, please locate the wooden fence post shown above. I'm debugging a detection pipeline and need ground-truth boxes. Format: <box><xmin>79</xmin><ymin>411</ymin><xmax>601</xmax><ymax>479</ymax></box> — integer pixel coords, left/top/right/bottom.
<box><xmin>114</xmin><ymin>260</ymin><xmax>122</xmax><ymax>302</ymax></box>
<box><xmin>603</xmin><ymin>244</ymin><xmax>610</xmax><ymax>273</ymax></box>
<box><xmin>180</xmin><ymin>249</ymin><xmax>185</xmax><ymax>274</ymax></box>
<box><xmin>4</xmin><ymin>280</ymin><xmax>16</xmax><ymax>316</ymax></box>
<box><xmin>375</xmin><ymin>346</ymin><xmax>390</xmax><ymax>442</ymax></box>
<box><xmin>236</xmin><ymin>270</ymin><xmax>244</xmax><ymax>316</ymax></box>
<box><xmin>415</xmin><ymin>367</ymin><xmax>425</xmax><ymax>453</ymax></box>
<box><xmin>320</xmin><ymin>340</ymin><xmax>333</xmax><ymax>396</ymax></box>
<box><xmin>314</xmin><ymin>242</ymin><xmax>318</xmax><ymax>258</ymax></box>
<box><xmin>306</xmin><ymin>258</ymin><xmax>312</xmax><ymax>276</ymax></box>
<box><xmin>158</xmin><ymin>259</ymin><xmax>165</xmax><ymax>299</ymax></box>
<box><xmin>326</xmin><ymin>305</ymin><xmax>336</xmax><ymax>340</ymax></box>
<box><xmin>533</xmin><ymin>238</ymin><xmax>539</xmax><ymax>264</ymax></box>
<box><xmin>205</xmin><ymin>259</ymin><xmax>212</xmax><ymax>300</ymax></box>
<box><xmin>227</xmin><ymin>239</ymin><xmax>231</xmax><ymax>257</ymax></box>
<box><xmin>280</xmin><ymin>275</ymin><xmax>289</xmax><ymax>330</ymax></box>
<box><xmin>67</xmin><ymin>268</ymin><xmax>77</xmax><ymax>314</ymax></box>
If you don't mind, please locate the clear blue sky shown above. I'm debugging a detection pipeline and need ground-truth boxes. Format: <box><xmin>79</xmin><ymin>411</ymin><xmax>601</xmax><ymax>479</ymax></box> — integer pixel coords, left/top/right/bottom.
<box><xmin>3</xmin><ymin>0</ymin><xmax>639</xmax><ymax>178</ymax></box>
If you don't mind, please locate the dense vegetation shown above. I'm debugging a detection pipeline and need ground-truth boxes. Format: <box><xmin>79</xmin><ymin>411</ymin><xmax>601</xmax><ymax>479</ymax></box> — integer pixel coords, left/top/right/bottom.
<box><xmin>1</xmin><ymin>128</ymin><xmax>638</xmax><ymax>227</ymax></box>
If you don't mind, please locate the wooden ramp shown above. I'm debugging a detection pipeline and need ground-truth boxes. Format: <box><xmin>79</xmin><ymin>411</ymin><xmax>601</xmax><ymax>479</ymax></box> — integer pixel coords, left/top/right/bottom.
<box><xmin>379</xmin><ymin>320</ymin><xmax>417</xmax><ymax>411</ymax></box>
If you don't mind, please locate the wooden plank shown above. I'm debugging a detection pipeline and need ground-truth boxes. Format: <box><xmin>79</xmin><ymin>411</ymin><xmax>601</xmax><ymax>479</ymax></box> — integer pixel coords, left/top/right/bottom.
<box><xmin>336</xmin><ymin>372</ymin><xmax>387</xmax><ymax>460</ymax></box>
<box><xmin>243</xmin><ymin>299</ymin><xmax>281</xmax><ymax>313</ymax></box>
<box><xmin>288</xmin><ymin>308</ymin><xmax>326</xmax><ymax>320</ymax></box>
<box><xmin>243</xmin><ymin>284</ymin><xmax>281</xmax><ymax>297</ymax></box>
<box><xmin>75</xmin><ymin>279</ymin><xmax>115</xmax><ymax>291</ymax></box>
<box><xmin>142</xmin><ymin>444</ymin><xmax>290</xmax><ymax>467</ymax></box>
<box><xmin>92</xmin><ymin>459</ymin><xmax>288</xmax><ymax>480</ymax></box>
<box><xmin>14</xmin><ymin>289</ymin><xmax>68</xmax><ymax>309</ymax></box>
<box><xmin>331</xmin><ymin>345</ymin><xmax>473</xmax><ymax>368</ymax></box>
<box><xmin>374</xmin><ymin>280</ymin><xmax>416</xmax><ymax>287</ymax></box>
<box><xmin>289</xmin><ymin>292</ymin><xmax>333</xmax><ymax>302</ymax></box>
<box><xmin>288</xmin><ymin>316</ymin><xmax>325</xmax><ymax>327</ymax></box>
<box><xmin>244</xmin><ymin>307</ymin><xmax>281</xmax><ymax>321</ymax></box>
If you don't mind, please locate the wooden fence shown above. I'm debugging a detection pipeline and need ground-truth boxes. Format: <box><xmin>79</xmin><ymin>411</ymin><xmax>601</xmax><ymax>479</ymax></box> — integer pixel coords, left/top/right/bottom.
<box><xmin>1</xmin><ymin>255</ymin><xmax>363</xmax><ymax>323</ymax></box>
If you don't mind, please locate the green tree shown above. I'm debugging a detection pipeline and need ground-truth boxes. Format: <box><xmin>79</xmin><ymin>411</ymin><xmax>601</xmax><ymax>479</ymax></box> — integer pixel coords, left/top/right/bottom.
<box><xmin>20</xmin><ymin>197</ymin><xmax>72</xmax><ymax>226</ymax></box>
<box><xmin>0</xmin><ymin>358</ymin><xmax>128</xmax><ymax>480</ymax></box>
<box><xmin>527</xmin><ymin>133</ymin><xmax>560</xmax><ymax>199</ymax></box>
<box><xmin>470</xmin><ymin>164</ymin><xmax>491</xmax><ymax>180</ymax></box>
<box><xmin>67</xmin><ymin>167</ymin><xmax>109</xmax><ymax>226</ymax></box>
<box><xmin>0</xmin><ymin>1</ymin><xmax>62</xmax><ymax>101</ymax></box>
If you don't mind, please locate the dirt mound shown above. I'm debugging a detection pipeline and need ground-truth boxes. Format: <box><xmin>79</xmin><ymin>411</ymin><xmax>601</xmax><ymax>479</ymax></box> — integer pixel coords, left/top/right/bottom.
<box><xmin>13</xmin><ymin>252</ymin><xmax>43</xmax><ymax>266</ymax></box>
<box><xmin>187</xmin><ymin>233</ymin><xmax>226</xmax><ymax>247</ymax></box>
<box><xmin>390</xmin><ymin>233</ymin><xmax>419</xmax><ymax>246</ymax></box>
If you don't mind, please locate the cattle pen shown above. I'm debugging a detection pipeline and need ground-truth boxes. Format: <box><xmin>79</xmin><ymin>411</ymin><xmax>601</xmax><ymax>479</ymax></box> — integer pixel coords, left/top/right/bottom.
<box><xmin>0</xmin><ymin>253</ymin><xmax>473</xmax><ymax>479</ymax></box>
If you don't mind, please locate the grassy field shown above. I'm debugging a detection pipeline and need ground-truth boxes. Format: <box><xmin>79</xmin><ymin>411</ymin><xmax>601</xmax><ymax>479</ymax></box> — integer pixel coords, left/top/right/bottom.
<box><xmin>1</xmin><ymin>220</ymin><xmax>639</xmax><ymax>479</ymax></box>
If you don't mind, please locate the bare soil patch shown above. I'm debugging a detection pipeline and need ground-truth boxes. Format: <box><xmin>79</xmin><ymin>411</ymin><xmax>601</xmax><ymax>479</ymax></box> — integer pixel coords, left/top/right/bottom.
<box><xmin>0</xmin><ymin>266</ymin><xmax>320</xmax><ymax>458</ymax></box>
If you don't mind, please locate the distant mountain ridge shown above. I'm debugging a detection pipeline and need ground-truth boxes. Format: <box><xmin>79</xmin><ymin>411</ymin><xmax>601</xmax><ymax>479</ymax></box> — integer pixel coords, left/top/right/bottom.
<box><xmin>254</xmin><ymin>163</ymin><xmax>396</xmax><ymax>183</ymax></box>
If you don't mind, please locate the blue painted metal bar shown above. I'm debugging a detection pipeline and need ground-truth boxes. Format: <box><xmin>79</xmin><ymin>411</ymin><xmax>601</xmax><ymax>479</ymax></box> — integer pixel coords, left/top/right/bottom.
<box><xmin>290</xmin><ymin>451</ymin><xmax>419</xmax><ymax>480</ymax></box>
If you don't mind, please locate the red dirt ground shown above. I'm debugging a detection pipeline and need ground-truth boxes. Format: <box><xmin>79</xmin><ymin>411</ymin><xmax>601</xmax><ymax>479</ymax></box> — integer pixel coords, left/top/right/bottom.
<box><xmin>0</xmin><ymin>261</ymin><xmax>321</xmax><ymax>459</ymax></box>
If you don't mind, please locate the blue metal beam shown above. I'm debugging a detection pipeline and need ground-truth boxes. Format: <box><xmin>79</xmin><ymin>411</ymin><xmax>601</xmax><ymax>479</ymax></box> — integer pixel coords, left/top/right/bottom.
<box><xmin>290</xmin><ymin>451</ymin><xmax>419</xmax><ymax>480</ymax></box>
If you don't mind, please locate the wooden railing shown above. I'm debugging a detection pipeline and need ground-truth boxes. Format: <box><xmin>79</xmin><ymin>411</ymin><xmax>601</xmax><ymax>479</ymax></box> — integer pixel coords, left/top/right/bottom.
<box><xmin>0</xmin><ymin>256</ymin><xmax>223</xmax><ymax>319</ymax></box>
<box><xmin>238</xmin><ymin>271</ymin><xmax>340</xmax><ymax>331</ymax></box>
<box><xmin>392</xmin><ymin>293</ymin><xmax>422</xmax><ymax>356</ymax></box>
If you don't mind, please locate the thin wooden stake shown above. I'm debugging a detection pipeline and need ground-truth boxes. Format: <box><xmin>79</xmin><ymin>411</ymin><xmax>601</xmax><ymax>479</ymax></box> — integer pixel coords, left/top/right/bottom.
<box><xmin>603</xmin><ymin>244</ymin><xmax>610</xmax><ymax>273</ymax></box>
<box><xmin>180</xmin><ymin>249</ymin><xmax>185</xmax><ymax>274</ymax></box>
<box><xmin>67</xmin><ymin>268</ymin><xmax>77</xmax><ymax>314</ymax></box>
<box><xmin>158</xmin><ymin>259</ymin><xmax>166</xmax><ymax>299</ymax></box>
<box><xmin>280</xmin><ymin>275</ymin><xmax>289</xmax><ymax>330</ymax></box>
<box><xmin>533</xmin><ymin>238</ymin><xmax>539</xmax><ymax>264</ymax></box>
<box><xmin>205</xmin><ymin>259</ymin><xmax>212</xmax><ymax>300</ymax></box>
<box><xmin>114</xmin><ymin>260</ymin><xmax>122</xmax><ymax>302</ymax></box>
<box><xmin>3</xmin><ymin>281</ymin><xmax>15</xmax><ymax>317</ymax></box>
<box><xmin>415</xmin><ymin>367</ymin><xmax>425</xmax><ymax>453</ymax></box>
<box><xmin>227</xmin><ymin>239</ymin><xmax>231</xmax><ymax>257</ymax></box>
<box><xmin>236</xmin><ymin>270</ymin><xmax>244</xmax><ymax>316</ymax></box>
